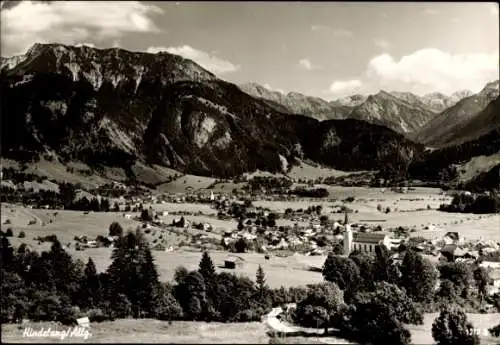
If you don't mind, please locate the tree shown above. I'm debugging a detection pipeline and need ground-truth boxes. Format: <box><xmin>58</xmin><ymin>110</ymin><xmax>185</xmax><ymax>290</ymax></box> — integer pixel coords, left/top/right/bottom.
<box><xmin>179</xmin><ymin>216</ymin><xmax>186</xmax><ymax>228</ymax></box>
<box><xmin>109</xmin><ymin>222</ymin><xmax>124</xmax><ymax>237</ymax></box>
<box><xmin>46</xmin><ymin>239</ymin><xmax>82</xmax><ymax>297</ymax></box>
<box><xmin>489</xmin><ymin>324</ymin><xmax>500</xmax><ymax>337</ymax></box>
<box><xmin>234</xmin><ymin>238</ymin><xmax>248</xmax><ymax>253</ymax></box>
<box><xmin>153</xmin><ymin>283</ymin><xmax>183</xmax><ymax>321</ymax></box>
<box><xmin>174</xmin><ymin>266</ymin><xmax>189</xmax><ymax>284</ymax></box>
<box><xmin>140</xmin><ymin>209</ymin><xmax>153</xmax><ymax>222</ymax></box>
<box><xmin>340</xmin><ymin>282</ymin><xmax>420</xmax><ymax>345</ymax></box>
<box><xmin>400</xmin><ymin>250</ymin><xmax>438</xmax><ymax>303</ymax></box>
<box><xmin>1</xmin><ymin>269</ymin><xmax>28</xmax><ymax>323</ymax></box>
<box><xmin>436</xmin><ymin>279</ymin><xmax>459</xmax><ymax>304</ymax></box>
<box><xmin>176</xmin><ymin>271</ymin><xmax>207</xmax><ymax>320</ymax></box>
<box><xmin>89</xmin><ymin>197</ymin><xmax>101</xmax><ymax>212</ymax></box>
<box><xmin>315</xmin><ymin>205</ymin><xmax>322</xmax><ymax>215</ymax></box>
<box><xmin>137</xmin><ymin>245</ymin><xmax>160</xmax><ymax>316</ymax></box>
<box><xmin>1</xmin><ymin>236</ymin><xmax>14</xmax><ymax>268</ymax></box>
<box><xmin>294</xmin><ymin>282</ymin><xmax>344</xmax><ymax>333</ymax></box>
<box><xmin>432</xmin><ymin>305</ymin><xmax>480</xmax><ymax>345</ymax></box>
<box><xmin>106</xmin><ymin>230</ymin><xmax>159</xmax><ymax>318</ymax></box>
<box><xmin>80</xmin><ymin>258</ymin><xmax>102</xmax><ymax>308</ymax></box>
<box><xmin>59</xmin><ymin>182</ymin><xmax>76</xmax><ymax>209</ymax></box>
<box><xmin>349</xmin><ymin>251</ymin><xmax>375</xmax><ymax>289</ymax></box>
<box><xmin>100</xmin><ymin>198</ymin><xmax>110</xmax><ymax>212</ymax></box>
<box><xmin>256</xmin><ymin>265</ymin><xmax>268</xmax><ymax>303</ymax></box>
<box><xmin>439</xmin><ymin>262</ymin><xmax>473</xmax><ymax>298</ymax></box>
<box><xmin>473</xmin><ymin>266</ymin><xmax>490</xmax><ymax>302</ymax></box>
<box><xmin>373</xmin><ymin>244</ymin><xmax>400</xmax><ymax>284</ymax></box>
<box><xmin>198</xmin><ymin>251</ymin><xmax>216</xmax><ymax>284</ymax></box>
<box><xmin>322</xmin><ymin>254</ymin><xmax>362</xmax><ymax>300</ymax></box>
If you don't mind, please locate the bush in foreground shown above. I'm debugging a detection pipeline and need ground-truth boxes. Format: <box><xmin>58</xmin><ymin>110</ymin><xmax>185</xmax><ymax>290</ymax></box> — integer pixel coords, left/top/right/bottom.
<box><xmin>432</xmin><ymin>305</ymin><xmax>480</xmax><ymax>345</ymax></box>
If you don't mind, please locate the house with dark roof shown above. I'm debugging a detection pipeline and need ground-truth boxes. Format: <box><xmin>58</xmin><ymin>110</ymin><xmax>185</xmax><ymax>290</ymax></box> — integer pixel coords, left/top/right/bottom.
<box><xmin>439</xmin><ymin>244</ymin><xmax>468</xmax><ymax>262</ymax></box>
<box><xmin>351</xmin><ymin>232</ymin><xmax>391</xmax><ymax>254</ymax></box>
<box><xmin>443</xmin><ymin>232</ymin><xmax>463</xmax><ymax>245</ymax></box>
<box><xmin>224</xmin><ymin>255</ymin><xmax>244</xmax><ymax>269</ymax></box>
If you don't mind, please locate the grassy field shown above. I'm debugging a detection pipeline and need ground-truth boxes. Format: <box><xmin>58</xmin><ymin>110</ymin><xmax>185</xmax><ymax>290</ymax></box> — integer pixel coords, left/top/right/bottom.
<box><xmin>286</xmin><ymin>160</ymin><xmax>354</xmax><ymax>180</ymax></box>
<box><xmin>3</xmin><ymin>313</ymin><xmax>499</xmax><ymax>344</ymax></box>
<box><xmin>156</xmin><ymin>175</ymin><xmax>216</xmax><ymax>193</ymax></box>
<box><xmin>253</xmin><ymin>187</ymin><xmax>500</xmax><ymax>242</ymax></box>
<box><xmin>1</xmin><ymin>319</ymin><xmax>270</xmax><ymax>344</ymax></box>
<box><xmin>68</xmin><ymin>249</ymin><xmax>324</xmax><ymax>288</ymax></box>
<box><xmin>1</xmin><ymin>204</ymin><xmax>141</xmax><ymax>247</ymax></box>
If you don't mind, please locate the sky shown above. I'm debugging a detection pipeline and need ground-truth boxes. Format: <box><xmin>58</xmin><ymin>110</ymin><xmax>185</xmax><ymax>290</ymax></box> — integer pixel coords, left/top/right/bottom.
<box><xmin>1</xmin><ymin>1</ymin><xmax>499</xmax><ymax>100</ymax></box>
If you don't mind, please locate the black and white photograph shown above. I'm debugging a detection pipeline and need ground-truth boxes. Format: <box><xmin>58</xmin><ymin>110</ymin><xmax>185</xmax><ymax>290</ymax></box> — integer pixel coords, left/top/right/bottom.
<box><xmin>1</xmin><ymin>1</ymin><xmax>499</xmax><ymax>344</ymax></box>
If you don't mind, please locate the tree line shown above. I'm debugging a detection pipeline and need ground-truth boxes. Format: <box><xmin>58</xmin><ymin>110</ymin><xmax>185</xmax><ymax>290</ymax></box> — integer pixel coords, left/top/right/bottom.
<box><xmin>1</xmin><ymin>229</ymin><xmax>310</xmax><ymax>325</ymax></box>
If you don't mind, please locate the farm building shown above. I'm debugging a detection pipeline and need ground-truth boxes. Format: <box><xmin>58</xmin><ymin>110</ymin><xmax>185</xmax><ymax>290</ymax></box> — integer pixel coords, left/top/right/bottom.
<box><xmin>224</xmin><ymin>255</ymin><xmax>244</xmax><ymax>269</ymax></box>
<box><xmin>439</xmin><ymin>244</ymin><xmax>468</xmax><ymax>262</ymax></box>
<box><xmin>443</xmin><ymin>232</ymin><xmax>463</xmax><ymax>245</ymax></box>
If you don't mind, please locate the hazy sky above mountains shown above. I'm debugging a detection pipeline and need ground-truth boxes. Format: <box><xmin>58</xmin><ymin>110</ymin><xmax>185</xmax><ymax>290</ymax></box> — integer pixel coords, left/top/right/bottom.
<box><xmin>1</xmin><ymin>1</ymin><xmax>498</xmax><ymax>100</ymax></box>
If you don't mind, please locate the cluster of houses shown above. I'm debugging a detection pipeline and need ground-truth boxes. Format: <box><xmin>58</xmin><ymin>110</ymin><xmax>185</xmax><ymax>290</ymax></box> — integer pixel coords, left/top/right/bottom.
<box><xmin>73</xmin><ymin>235</ymin><xmax>119</xmax><ymax>250</ymax></box>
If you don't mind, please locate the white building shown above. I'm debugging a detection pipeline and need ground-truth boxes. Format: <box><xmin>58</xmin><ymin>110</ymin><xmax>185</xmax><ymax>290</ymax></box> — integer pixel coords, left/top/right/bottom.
<box><xmin>343</xmin><ymin>212</ymin><xmax>391</xmax><ymax>255</ymax></box>
<box><xmin>351</xmin><ymin>232</ymin><xmax>391</xmax><ymax>253</ymax></box>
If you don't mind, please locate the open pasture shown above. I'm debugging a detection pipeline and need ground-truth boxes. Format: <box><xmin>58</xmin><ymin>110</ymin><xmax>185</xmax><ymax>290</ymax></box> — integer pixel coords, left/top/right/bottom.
<box><xmin>149</xmin><ymin>202</ymin><xmax>216</xmax><ymax>215</ymax></box>
<box><xmin>286</xmin><ymin>160</ymin><xmax>354</xmax><ymax>180</ymax></box>
<box><xmin>1</xmin><ymin>204</ymin><xmax>141</xmax><ymax>247</ymax></box>
<box><xmin>1</xmin><ymin>319</ymin><xmax>270</xmax><ymax>344</ymax></box>
<box><xmin>2</xmin><ymin>313</ymin><xmax>499</xmax><ymax>344</ymax></box>
<box><xmin>156</xmin><ymin>174</ymin><xmax>216</xmax><ymax>193</ymax></box>
<box><xmin>66</xmin><ymin>249</ymin><xmax>324</xmax><ymax>289</ymax></box>
<box><xmin>252</xmin><ymin>187</ymin><xmax>500</xmax><ymax>242</ymax></box>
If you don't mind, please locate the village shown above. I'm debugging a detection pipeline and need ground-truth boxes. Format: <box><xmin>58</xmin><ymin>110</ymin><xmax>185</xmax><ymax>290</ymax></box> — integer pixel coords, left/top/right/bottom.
<box><xmin>2</xmin><ymin>170</ymin><xmax>500</xmax><ymax>345</ymax></box>
<box><xmin>32</xmin><ymin>182</ymin><xmax>496</xmax><ymax>299</ymax></box>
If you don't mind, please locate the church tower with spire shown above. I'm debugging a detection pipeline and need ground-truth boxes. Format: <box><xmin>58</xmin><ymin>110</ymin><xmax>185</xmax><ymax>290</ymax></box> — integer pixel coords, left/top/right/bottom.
<box><xmin>343</xmin><ymin>211</ymin><xmax>353</xmax><ymax>256</ymax></box>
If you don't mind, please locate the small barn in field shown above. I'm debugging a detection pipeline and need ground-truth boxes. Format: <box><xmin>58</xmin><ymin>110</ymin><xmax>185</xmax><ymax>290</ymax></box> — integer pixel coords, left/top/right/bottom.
<box><xmin>224</xmin><ymin>255</ymin><xmax>244</xmax><ymax>269</ymax></box>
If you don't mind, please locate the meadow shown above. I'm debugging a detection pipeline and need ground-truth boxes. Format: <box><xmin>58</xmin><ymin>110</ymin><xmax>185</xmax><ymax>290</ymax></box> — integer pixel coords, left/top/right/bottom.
<box><xmin>2</xmin><ymin>313</ymin><xmax>499</xmax><ymax>344</ymax></box>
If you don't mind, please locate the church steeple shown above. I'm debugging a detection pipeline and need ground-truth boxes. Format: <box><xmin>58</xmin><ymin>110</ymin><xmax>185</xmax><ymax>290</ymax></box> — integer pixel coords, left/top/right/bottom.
<box><xmin>344</xmin><ymin>211</ymin><xmax>349</xmax><ymax>225</ymax></box>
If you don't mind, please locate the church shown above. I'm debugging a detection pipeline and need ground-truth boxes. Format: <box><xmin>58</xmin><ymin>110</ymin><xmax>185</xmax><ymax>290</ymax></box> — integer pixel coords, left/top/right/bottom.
<box><xmin>343</xmin><ymin>212</ymin><xmax>391</xmax><ymax>255</ymax></box>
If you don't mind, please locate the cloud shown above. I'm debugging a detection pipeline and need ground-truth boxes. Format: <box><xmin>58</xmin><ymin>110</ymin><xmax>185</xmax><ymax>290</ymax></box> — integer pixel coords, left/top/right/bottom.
<box><xmin>1</xmin><ymin>1</ymin><xmax>163</xmax><ymax>56</ymax></box>
<box><xmin>311</xmin><ymin>25</ymin><xmax>353</xmax><ymax>38</ymax></box>
<box><xmin>298</xmin><ymin>58</ymin><xmax>322</xmax><ymax>70</ymax></box>
<box><xmin>367</xmin><ymin>48</ymin><xmax>499</xmax><ymax>95</ymax></box>
<box><xmin>147</xmin><ymin>45</ymin><xmax>240</xmax><ymax>75</ymax></box>
<box><xmin>373</xmin><ymin>38</ymin><xmax>390</xmax><ymax>49</ymax></box>
<box><xmin>263</xmin><ymin>84</ymin><xmax>285</xmax><ymax>94</ymax></box>
<box><xmin>75</xmin><ymin>42</ymin><xmax>95</xmax><ymax>48</ymax></box>
<box><xmin>328</xmin><ymin>79</ymin><xmax>363</xmax><ymax>96</ymax></box>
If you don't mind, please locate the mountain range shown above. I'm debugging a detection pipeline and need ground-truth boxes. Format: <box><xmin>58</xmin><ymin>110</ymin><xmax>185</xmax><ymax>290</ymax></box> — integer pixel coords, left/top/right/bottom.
<box><xmin>239</xmin><ymin>82</ymin><xmax>492</xmax><ymax>137</ymax></box>
<box><xmin>1</xmin><ymin>43</ymin><xmax>499</xmax><ymax>188</ymax></box>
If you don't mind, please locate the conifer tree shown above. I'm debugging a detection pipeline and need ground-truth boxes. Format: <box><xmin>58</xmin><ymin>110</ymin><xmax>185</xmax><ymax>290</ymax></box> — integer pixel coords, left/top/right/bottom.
<box><xmin>138</xmin><ymin>245</ymin><xmax>160</xmax><ymax>316</ymax></box>
<box><xmin>256</xmin><ymin>265</ymin><xmax>267</xmax><ymax>293</ymax></box>
<box><xmin>256</xmin><ymin>265</ymin><xmax>268</xmax><ymax>304</ymax></box>
<box><xmin>81</xmin><ymin>258</ymin><xmax>102</xmax><ymax>308</ymax></box>
<box><xmin>198</xmin><ymin>251</ymin><xmax>216</xmax><ymax>282</ymax></box>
